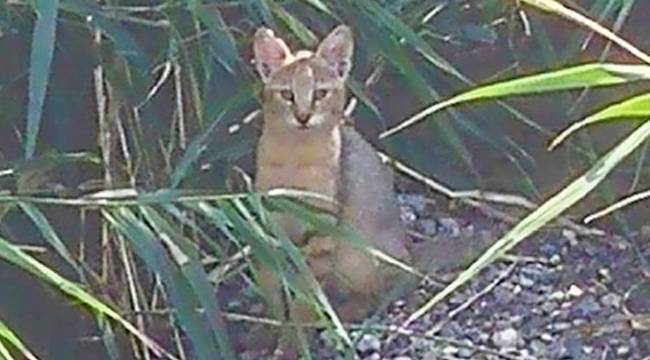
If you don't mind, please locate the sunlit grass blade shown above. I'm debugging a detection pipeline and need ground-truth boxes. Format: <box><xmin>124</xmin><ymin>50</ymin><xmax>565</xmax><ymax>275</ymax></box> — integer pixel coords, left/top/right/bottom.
<box><xmin>401</xmin><ymin>119</ymin><xmax>650</xmax><ymax>330</ymax></box>
<box><xmin>550</xmin><ymin>93</ymin><xmax>650</xmax><ymax>149</ymax></box>
<box><xmin>0</xmin><ymin>317</ymin><xmax>38</xmax><ymax>360</ymax></box>
<box><xmin>521</xmin><ymin>0</ymin><xmax>650</xmax><ymax>64</ymax></box>
<box><xmin>299</xmin><ymin>0</ymin><xmax>333</xmax><ymax>15</ymax></box>
<box><xmin>0</xmin><ymin>341</ymin><xmax>13</xmax><ymax>360</ymax></box>
<box><xmin>380</xmin><ymin>63</ymin><xmax>650</xmax><ymax>138</ymax></box>
<box><xmin>0</xmin><ymin>236</ymin><xmax>175</xmax><ymax>359</ymax></box>
<box><xmin>25</xmin><ymin>0</ymin><xmax>59</xmax><ymax>159</ymax></box>
<box><xmin>584</xmin><ymin>188</ymin><xmax>650</xmax><ymax>224</ymax></box>
<box><xmin>104</xmin><ymin>208</ymin><xmax>228</xmax><ymax>360</ymax></box>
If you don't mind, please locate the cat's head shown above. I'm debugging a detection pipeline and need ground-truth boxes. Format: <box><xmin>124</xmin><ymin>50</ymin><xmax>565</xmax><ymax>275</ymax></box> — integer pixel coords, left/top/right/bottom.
<box><xmin>253</xmin><ymin>25</ymin><xmax>353</xmax><ymax>132</ymax></box>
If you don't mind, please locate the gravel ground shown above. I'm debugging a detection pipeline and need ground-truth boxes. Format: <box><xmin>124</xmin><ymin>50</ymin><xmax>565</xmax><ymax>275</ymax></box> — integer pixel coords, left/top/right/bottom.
<box><xmin>235</xmin><ymin>193</ymin><xmax>650</xmax><ymax>359</ymax></box>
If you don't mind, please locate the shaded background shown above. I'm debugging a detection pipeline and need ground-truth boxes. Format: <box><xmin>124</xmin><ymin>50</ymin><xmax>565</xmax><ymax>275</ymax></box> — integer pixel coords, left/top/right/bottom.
<box><xmin>1</xmin><ymin>0</ymin><xmax>649</xmax><ymax>358</ymax></box>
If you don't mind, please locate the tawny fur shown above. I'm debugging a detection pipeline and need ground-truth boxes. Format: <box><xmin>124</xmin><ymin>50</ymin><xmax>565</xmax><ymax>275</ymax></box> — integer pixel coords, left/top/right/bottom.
<box><xmin>252</xmin><ymin>25</ymin><xmax>411</xmax><ymax>356</ymax></box>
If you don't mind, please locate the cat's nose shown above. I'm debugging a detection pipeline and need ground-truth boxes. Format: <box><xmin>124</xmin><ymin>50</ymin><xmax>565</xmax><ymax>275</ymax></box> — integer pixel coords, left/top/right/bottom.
<box><xmin>295</xmin><ymin>113</ymin><xmax>311</xmax><ymax>124</ymax></box>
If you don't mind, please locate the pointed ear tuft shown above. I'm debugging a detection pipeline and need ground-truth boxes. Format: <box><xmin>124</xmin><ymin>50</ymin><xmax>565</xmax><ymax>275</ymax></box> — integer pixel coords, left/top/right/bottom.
<box><xmin>253</xmin><ymin>28</ymin><xmax>292</xmax><ymax>82</ymax></box>
<box><xmin>316</xmin><ymin>25</ymin><xmax>353</xmax><ymax>80</ymax></box>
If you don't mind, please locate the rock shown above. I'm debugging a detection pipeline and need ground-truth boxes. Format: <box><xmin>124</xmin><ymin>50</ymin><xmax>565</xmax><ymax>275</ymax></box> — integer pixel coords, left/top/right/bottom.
<box><xmin>400</xmin><ymin>206</ymin><xmax>417</xmax><ymax>224</ymax></box>
<box><xmin>356</xmin><ymin>334</ymin><xmax>380</xmax><ymax>354</ymax></box>
<box><xmin>399</xmin><ymin>194</ymin><xmax>427</xmax><ymax>213</ymax></box>
<box><xmin>520</xmin><ymin>316</ymin><xmax>545</xmax><ymax>339</ymax></box>
<box><xmin>530</xmin><ymin>339</ymin><xmax>547</xmax><ymax>357</ymax></box>
<box><xmin>364</xmin><ymin>353</ymin><xmax>380</xmax><ymax>360</ymax></box>
<box><xmin>491</xmin><ymin>327</ymin><xmax>520</xmax><ymax>350</ymax></box>
<box><xmin>562</xmin><ymin>336</ymin><xmax>583</xmax><ymax>359</ymax></box>
<box><xmin>540</xmin><ymin>332</ymin><xmax>554</xmax><ymax>343</ymax></box>
<box><xmin>616</xmin><ymin>345</ymin><xmax>631</xmax><ymax>357</ymax></box>
<box><xmin>540</xmin><ymin>300</ymin><xmax>558</xmax><ymax>313</ymax></box>
<box><xmin>494</xmin><ymin>285</ymin><xmax>516</xmax><ymax>304</ymax></box>
<box><xmin>601</xmin><ymin>293</ymin><xmax>622</xmax><ymax>309</ymax></box>
<box><xmin>457</xmin><ymin>345</ymin><xmax>475</xmax><ymax>358</ymax></box>
<box><xmin>572</xmin><ymin>295</ymin><xmax>601</xmax><ymax>316</ymax></box>
<box><xmin>597</xmin><ymin>268</ymin><xmax>612</xmax><ymax>283</ymax></box>
<box><xmin>548</xmin><ymin>290</ymin><xmax>565</xmax><ymax>301</ymax></box>
<box><xmin>549</xmin><ymin>321</ymin><xmax>571</xmax><ymax>332</ymax></box>
<box><xmin>567</xmin><ymin>284</ymin><xmax>584</xmax><ymax>298</ymax></box>
<box><xmin>518</xmin><ymin>274</ymin><xmax>535</xmax><ymax>288</ymax></box>
<box><xmin>562</xmin><ymin>229</ymin><xmax>578</xmax><ymax>246</ymax></box>
<box><xmin>437</xmin><ymin>217</ymin><xmax>461</xmax><ymax>237</ymax></box>
<box><xmin>442</xmin><ymin>345</ymin><xmax>459</xmax><ymax>355</ymax></box>
<box><xmin>418</xmin><ymin>219</ymin><xmax>439</xmax><ymax>235</ymax></box>
<box><xmin>549</xmin><ymin>254</ymin><xmax>562</xmax><ymax>265</ymax></box>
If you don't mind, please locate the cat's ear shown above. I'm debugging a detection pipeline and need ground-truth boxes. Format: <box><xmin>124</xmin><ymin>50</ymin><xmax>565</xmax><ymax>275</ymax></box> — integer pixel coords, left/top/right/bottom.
<box><xmin>253</xmin><ymin>28</ymin><xmax>292</xmax><ymax>82</ymax></box>
<box><xmin>316</xmin><ymin>25</ymin><xmax>353</xmax><ymax>80</ymax></box>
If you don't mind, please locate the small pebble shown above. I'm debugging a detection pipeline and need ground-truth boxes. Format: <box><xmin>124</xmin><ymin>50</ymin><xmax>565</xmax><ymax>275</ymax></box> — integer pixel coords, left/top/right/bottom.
<box><xmin>437</xmin><ymin>217</ymin><xmax>461</xmax><ymax>237</ymax></box>
<box><xmin>540</xmin><ymin>333</ymin><xmax>554</xmax><ymax>343</ymax></box>
<box><xmin>617</xmin><ymin>345</ymin><xmax>631</xmax><ymax>357</ymax></box>
<box><xmin>598</xmin><ymin>268</ymin><xmax>612</xmax><ymax>283</ymax></box>
<box><xmin>491</xmin><ymin>327</ymin><xmax>520</xmax><ymax>349</ymax></box>
<box><xmin>530</xmin><ymin>339</ymin><xmax>547</xmax><ymax>356</ymax></box>
<box><xmin>541</xmin><ymin>301</ymin><xmax>558</xmax><ymax>313</ymax></box>
<box><xmin>356</xmin><ymin>334</ymin><xmax>380</xmax><ymax>353</ymax></box>
<box><xmin>562</xmin><ymin>229</ymin><xmax>578</xmax><ymax>246</ymax></box>
<box><xmin>518</xmin><ymin>274</ymin><xmax>535</xmax><ymax>288</ymax></box>
<box><xmin>365</xmin><ymin>353</ymin><xmax>380</xmax><ymax>360</ymax></box>
<box><xmin>550</xmin><ymin>322</ymin><xmax>571</xmax><ymax>332</ymax></box>
<box><xmin>548</xmin><ymin>290</ymin><xmax>565</xmax><ymax>301</ymax></box>
<box><xmin>400</xmin><ymin>207</ymin><xmax>417</xmax><ymax>223</ymax></box>
<box><xmin>567</xmin><ymin>284</ymin><xmax>584</xmax><ymax>298</ymax></box>
<box><xmin>442</xmin><ymin>345</ymin><xmax>459</xmax><ymax>355</ymax></box>
<box><xmin>573</xmin><ymin>295</ymin><xmax>601</xmax><ymax>316</ymax></box>
<box><xmin>549</xmin><ymin>254</ymin><xmax>562</xmax><ymax>265</ymax></box>
<box><xmin>457</xmin><ymin>346</ymin><xmax>475</xmax><ymax>358</ymax></box>
<box><xmin>601</xmin><ymin>293</ymin><xmax>622</xmax><ymax>309</ymax></box>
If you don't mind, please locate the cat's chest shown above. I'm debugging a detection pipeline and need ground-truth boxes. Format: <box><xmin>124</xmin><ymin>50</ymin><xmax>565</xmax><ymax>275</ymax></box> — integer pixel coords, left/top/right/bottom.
<box><xmin>255</xmin><ymin>132</ymin><xmax>341</xmax><ymax>198</ymax></box>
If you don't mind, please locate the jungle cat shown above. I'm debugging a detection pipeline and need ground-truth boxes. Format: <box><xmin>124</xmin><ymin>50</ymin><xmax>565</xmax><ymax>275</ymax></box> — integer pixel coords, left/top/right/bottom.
<box><xmin>253</xmin><ymin>25</ymin><xmax>412</xmax><ymax>356</ymax></box>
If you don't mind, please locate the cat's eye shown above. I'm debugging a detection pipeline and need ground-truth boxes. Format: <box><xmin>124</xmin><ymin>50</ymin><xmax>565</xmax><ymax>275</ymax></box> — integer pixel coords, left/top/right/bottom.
<box><xmin>314</xmin><ymin>89</ymin><xmax>328</xmax><ymax>100</ymax></box>
<box><xmin>280</xmin><ymin>90</ymin><xmax>294</xmax><ymax>102</ymax></box>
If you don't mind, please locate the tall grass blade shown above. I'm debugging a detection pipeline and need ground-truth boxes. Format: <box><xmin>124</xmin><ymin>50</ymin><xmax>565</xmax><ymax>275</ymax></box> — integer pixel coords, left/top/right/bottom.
<box><xmin>585</xmin><ymin>188</ymin><xmax>650</xmax><ymax>224</ymax></box>
<box><xmin>18</xmin><ymin>203</ymin><xmax>82</xmax><ymax>275</ymax></box>
<box><xmin>0</xmin><ymin>318</ymin><xmax>38</xmax><ymax>360</ymax></box>
<box><xmin>299</xmin><ymin>0</ymin><xmax>333</xmax><ymax>15</ymax></box>
<box><xmin>521</xmin><ymin>0</ymin><xmax>650</xmax><ymax>64</ymax></box>
<box><xmin>351</xmin><ymin>0</ymin><xmax>466</xmax><ymax>81</ymax></box>
<box><xmin>381</xmin><ymin>63</ymin><xmax>650</xmax><ymax>138</ymax></box>
<box><xmin>188</xmin><ymin>1</ymin><xmax>240</xmax><ymax>73</ymax></box>
<box><xmin>0</xmin><ymin>341</ymin><xmax>13</xmax><ymax>360</ymax></box>
<box><xmin>0</xmin><ymin>236</ymin><xmax>175</xmax><ymax>359</ymax></box>
<box><xmin>271</xmin><ymin>2</ymin><xmax>318</xmax><ymax>46</ymax></box>
<box><xmin>105</xmin><ymin>208</ymin><xmax>227</xmax><ymax>360</ymax></box>
<box><xmin>139</xmin><ymin>207</ymin><xmax>234</xmax><ymax>359</ymax></box>
<box><xmin>550</xmin><ymin>93</ymin><xmax>650</xmax><ymax>149</ymax></box>
<box><xmin>25</xmin><ymin>0</ymin><xmax>59</xmax><ymax>159</ymax></box>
